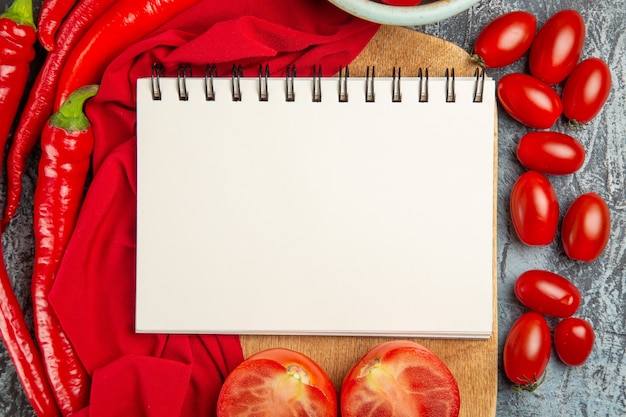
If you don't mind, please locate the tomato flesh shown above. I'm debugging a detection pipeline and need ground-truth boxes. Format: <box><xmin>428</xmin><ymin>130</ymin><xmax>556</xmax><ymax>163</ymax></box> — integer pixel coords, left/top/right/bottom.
<box><xmin>510</xmin><ymin>171</ymin><xmax>559</xmax><ymax>246</ymax></box>
<box><xmin>472</xmin><ymin>11</ymin><xmax>536</xmax><ymax>68</ymax></box>
<box><xmin>529</xmin><ymin>9</ymin><xmax>586</xmax><ymax>84</ymax></box>
<box><xmin>503</xmin><ymin>312</ymin><xmax>551</xmax><ymax>390</ymax></box>
<box><xmin>516</xmin><ymin>131</ymin><xmax>585</xmax><ymax>175</ymax></box>
<box><xmin>217</xmin><ymin>348</ymin><xmax>337</xmax><ymax>417</ymax></box>
<box><xmin>497</xmin><ymin>73</ymin><xmax>562</xmax><ymax>129</ymax></box>
<box><xmin>562</xmin><ymin>57</ymin><xmax>612</xmax><ymax>124</ymax></box>
<box><xmin>554</xmin><ymin>317</ymin><xmax>595</xmax><ymax>366</ymax></box>
<box><xmin>561</xmin><ymin>192</ymin><xmax>611</xmax><ymax>262</ymax></box>
<box><xmin>515</xmin><ymin>269</ymin><xmax>581</xmax><ymax>318</ymax></box>
<box><xmin>341</xmin><ymin>340</ymin><xmax>460</xmax><ymax>417</ymax></box>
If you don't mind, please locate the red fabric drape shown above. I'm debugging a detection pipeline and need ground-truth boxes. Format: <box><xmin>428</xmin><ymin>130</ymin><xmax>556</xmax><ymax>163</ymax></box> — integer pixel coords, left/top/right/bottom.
<box><xmin>47</xmin><ymin>1</ymin><xmax>379</xmax><ymax>415</ymax></box>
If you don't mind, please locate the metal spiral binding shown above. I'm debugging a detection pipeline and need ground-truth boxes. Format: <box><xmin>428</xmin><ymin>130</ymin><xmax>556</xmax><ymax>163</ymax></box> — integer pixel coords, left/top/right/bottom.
<box><xmin>177</xmin><ymin>64</ymin><xmax>192</xmax><ymax>101</ymax></box>
<box><xmin>286</xmin><ymin>65</ymin><xmax>296</xmax><ymax>102</ymax></box>
<box><xmin>205</xmin><ymin>64</ymin><xmax>217</xmax><ymax>101</ymax></box>
<box><xmin>392</xmin><ymin>67</ymin><xmax>401</xmax><ymax>103</ymax></box>
<box><xmin>365</xmin><ymin>66</ymin><xmax>375</xmax><ymax>103</ymax></box>
<box><xmin>231</xmin><ymin>64</ymin><xmax>243</xmax><ymax>101</ymax></box>
<box><xmin>149</xmin><ymin>63</ymin><xmax>486</xmax><ymax>105</ymax></box>
<box><xmin>312</xmin><ymin>65</ymin><xmax>322</xmax><ymax>102</ymax></box>
<box><xmin>473</xmin><ymin>67</ymin><xmax>485</xmax><ymax>103</ymax></box>
<box><xmin>151</xmin><ymin>63</ymin><xmax>164</xmax><ymax>100</ymax></box>
<box><xmin>418</xmin><ymin>68</ymin><xmax>428</xmax><ymax>103</ymax></box>
<box><xmin>445</xmin><ymin>68</ymin><xmax>455</xmax><ymax>103</ymax></box>
<box><xmin>338</xmin><ymin>66</ymin><xmax>349</xmax><ymax>103</ymax></box>
<box><xmin>259</xmin><ymin>64</ymin><xmax>269</xmax><ymax>102</ymax></box>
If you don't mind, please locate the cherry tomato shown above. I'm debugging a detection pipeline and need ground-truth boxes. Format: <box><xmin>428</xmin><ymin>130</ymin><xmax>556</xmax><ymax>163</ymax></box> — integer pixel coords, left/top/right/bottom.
<box><xmin>497</xmin><ymin>73</ymin><xmax>562</xmax><ymax>129</ymax></box>
<box><xmin>516</xmin><ymin>131</ymin><xmax>585</xmax><ymax>175</ymax></box>
<box><xmin>561</xmin><ymin>192</ymin><xmax>611</xmax><ymax>262</ymax></box>
<box><xmin>379</xmin><ymin>0</ymin><xmax>422</xmax><ymax>5</ymax></box>
<box><xmin>503</xmin><ymin>312</ymin><xmax>551</xmax><ymax>390</ymax></box>
<box><xmin>514</xmin><ymin>270</ymin><xmax>581</xmax><ymax>318</ymax></box>
<box><xmin>554</xmin><ymin>317</ymin><xmax>595</xmax><ymax>366</ymax></box>
<box><xmin>562</xmin><ymin>57</ymin><xmax>612</xmax><ymax>125</ymax></box>
<box><xmin>510</xmin><ymin>171</ymin><xmax>559</xmax><ymax>246</ymax></box>
<box><xmin>217</xmin><ymin>348</ymin><xmax>337</xmax><ymax>417</ymax></box>
<box><xmin>472</xmin><ymin>11</ymin><xmax>536</xmax><ymax>68</ymax></box>
<box><xmin>529</xmin><ymin>9</ymin><xmax>586</xmax><ymax>84</ymax></box>
<box><xmin>340</xmin><ymin>340</ymin><xmax>460</xmax><ymax>417</ymax></box>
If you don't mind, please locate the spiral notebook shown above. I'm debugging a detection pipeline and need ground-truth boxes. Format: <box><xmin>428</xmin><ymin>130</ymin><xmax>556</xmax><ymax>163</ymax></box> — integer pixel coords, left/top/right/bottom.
<box><xmin>135</xmin><ymin>65</ymin><xmax>496</xmax><ymax>338</ymax></box>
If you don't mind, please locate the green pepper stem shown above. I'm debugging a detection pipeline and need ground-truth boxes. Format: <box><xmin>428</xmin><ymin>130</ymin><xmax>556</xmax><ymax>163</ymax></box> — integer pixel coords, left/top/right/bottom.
<box><xmin>49</xmin><ymin>85</ymin><xmax>99</xmax><ymax>132</ymax></box>
<box><xmin>0</xmin><ymin>0</ymin><xmax>35</xmax><ymax>28</ymax></box>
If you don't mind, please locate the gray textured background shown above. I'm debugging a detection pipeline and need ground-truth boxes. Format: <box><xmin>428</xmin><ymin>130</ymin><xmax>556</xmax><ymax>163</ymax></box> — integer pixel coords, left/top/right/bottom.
<box><xmin>0</xmin><ymin>0</ymin><xmax>624</xmax><ymax>416</ymax></box>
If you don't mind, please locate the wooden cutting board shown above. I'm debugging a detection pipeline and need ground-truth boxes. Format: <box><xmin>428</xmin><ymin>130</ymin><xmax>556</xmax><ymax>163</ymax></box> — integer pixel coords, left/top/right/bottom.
<box><xmin>241</xmin><ymin>25</ymin><xmax>498</xmax><ymax>417</ymax></box>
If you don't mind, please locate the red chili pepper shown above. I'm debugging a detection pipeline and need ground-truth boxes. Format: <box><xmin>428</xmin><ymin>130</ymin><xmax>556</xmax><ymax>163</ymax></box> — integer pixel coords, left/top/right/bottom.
<box><xmin>0</xmin><ymin>8</ymin><xmax>62</xmax><ymax>415</ymax></box>
<box><xmin>0</xmin><ymin>250</ymin><xmax>61</xmax><ymax>417</ymax></box>
<box><xmin>32</xmin><ymin>85</ymin><xmax>99</xmax><ymax>416</ymax></box>
<box><xmin>0</xmin><ymin>0</ymin><xmax>36</xmax><ymax>173</ymax></box>
<box><xmin>36</xmin><ymin>0</ymin><xmax>78</xmax><ymax>51</ymax></box>
<box><xmin>54</xmin><ymin>0</ymin><xmax>202</xmax><ymax>108</ymax></box>
<box><xmin>2</xmin><ymin>0</ymin><xmax>117</xmax><ymax>229</ymax></box>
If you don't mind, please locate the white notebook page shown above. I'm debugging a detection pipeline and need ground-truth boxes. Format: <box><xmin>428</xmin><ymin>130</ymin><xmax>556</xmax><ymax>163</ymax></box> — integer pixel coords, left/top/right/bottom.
<box><xmin>135</xmin><ymin>73</ymin><xmax>495</xmax><ymax>338</ymax></box>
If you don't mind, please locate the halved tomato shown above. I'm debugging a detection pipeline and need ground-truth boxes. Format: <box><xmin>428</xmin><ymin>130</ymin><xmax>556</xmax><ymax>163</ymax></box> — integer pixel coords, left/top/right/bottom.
<box><xmin>340</xmin><ymin>340</ymin><xmax>460</xmax><ymax>417</ymax></box>
<box><xmin>217</xmin><ymin>348</ymin><xmax>337</xmax><ymax>417</ymax></box>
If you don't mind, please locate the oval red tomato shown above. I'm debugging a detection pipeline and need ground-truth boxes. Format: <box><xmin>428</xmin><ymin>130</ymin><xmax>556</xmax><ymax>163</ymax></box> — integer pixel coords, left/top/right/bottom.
<box><xmin>503</xmin><ymin>312</ymin><xmax>551</xmax><ymax>390</ymax></box>
<box><xmin>529</xmin><ymin>9</ymin><xmax>586</xmax><ymax>84</ymax></box>
<box><xmin>217</xmin><ymin>348</ymin><xmax>337</xmax><ymax>417</ymax></box>
<box><xmin>554</xmin><ymin>317</ymin><xmax>595</xmax><ymax>366</ymax></box>
<box><xmin>510</xmin><ymin>171</ymin><xmax>559</xmax><ymax>246</ymax></box>
<box><xmin>561</xmin><ymin>192</ymin><xmax>611</xmax><ymax>262</ymax></box>
<box><xmin>562</xmin><ymin>57</ymin><xmax>612</xmax><ymax>124</ymax></box>
<box><xmin>340</xmin><ymin>340</ymin><xmax>460</xmax><ymax>417</ymax></box>
<box><xmin>514</xmin><ymin>269</ymin><xmax>581</xmax><ymax>318</ymax></box>
<box><xmin>497</xmin><ymin>73</ymin><xmax>562</xmax><ymax>129</ymax></box>
<box><xmin>516</xmin><ymin>131</ymin><xmax>585</xmax><ymax>175</ymax></box>
<box><xmin>472</xmin><ymin>11</ymin><xmax>536</xmax><ymax>68</ymax></box>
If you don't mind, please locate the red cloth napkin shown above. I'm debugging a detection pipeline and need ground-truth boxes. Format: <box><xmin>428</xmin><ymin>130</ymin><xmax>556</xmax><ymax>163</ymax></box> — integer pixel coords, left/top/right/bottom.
<box><xmin>47</xmin><ymin>1</ymin><xmax>379</xmax><ymax>415</ymax></box>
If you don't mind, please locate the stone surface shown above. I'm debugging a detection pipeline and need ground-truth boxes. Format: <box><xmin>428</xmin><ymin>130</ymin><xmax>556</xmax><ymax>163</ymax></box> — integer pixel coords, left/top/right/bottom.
<box><xmin>0</xmin><ymin>0</ymin><xmax>624</xmax><ymax>416</ymax></box>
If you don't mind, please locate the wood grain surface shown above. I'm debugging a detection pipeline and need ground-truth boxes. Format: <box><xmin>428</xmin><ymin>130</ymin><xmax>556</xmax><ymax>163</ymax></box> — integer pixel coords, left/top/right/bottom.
<box><xmin>241</xmin><ymin>25</ymin><xmax>498</xmax><ymax>417</ymax></box>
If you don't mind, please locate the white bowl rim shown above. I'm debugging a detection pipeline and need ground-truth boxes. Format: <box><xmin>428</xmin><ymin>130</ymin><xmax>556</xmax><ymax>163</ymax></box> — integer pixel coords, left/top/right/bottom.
<box><xmin>328</xmin><ymin>0</ymin><xmax>480</xmax><ymax>26</ymax></box>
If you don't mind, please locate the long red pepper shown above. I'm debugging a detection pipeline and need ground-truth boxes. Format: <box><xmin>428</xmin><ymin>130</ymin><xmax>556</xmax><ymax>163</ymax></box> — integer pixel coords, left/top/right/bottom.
<box><xmin>53</xmin><ymin>0</ymin><xmax>202</xmax><ymax>109</ymax></box>
<box><xmin>0</xmin><ymin>0</ymin><xmax>36</xmax><ymax>168</ymax></box>
<box><xmin>2</xmin><ymin>0</ymin><xmax>117</xmax><ymax>228</ymax></box>
<box><xmin>36</xmin><ymin>0</ymin><xmax>77</xmax><ymax>51</ymax></box>
<box><xmin>32</xmin><ymin>85</ymin><xmax>99</xmax><ymax>416</ymax></box>
<box><xmin>0</xmin><ymin>5</ymin><xmax>60</xmax><ymax>413</ymax></box>
<box><xmin>0</xmin><ymin>249</ymin><xmax>61</xmax><ymax>417</ymax></box>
